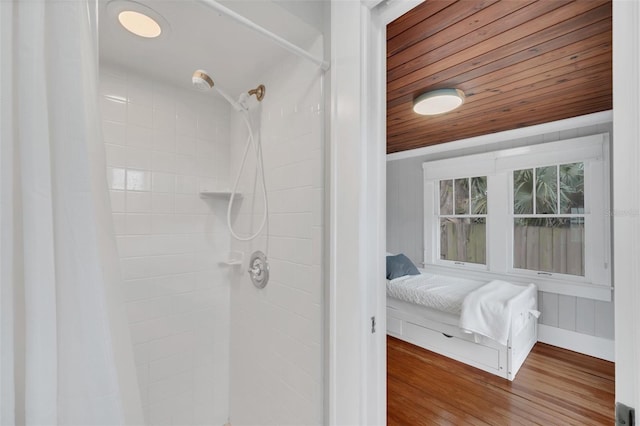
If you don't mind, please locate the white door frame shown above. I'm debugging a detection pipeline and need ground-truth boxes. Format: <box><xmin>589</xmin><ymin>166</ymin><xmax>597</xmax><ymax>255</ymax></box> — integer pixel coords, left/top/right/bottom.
<box><xmin>328</xmin><ymin>2</ymin><xmax>373</xmax><ymax>424</ymax></box>
<box><xmin>612</xmin><ymin>0</ymin><xmax>640</xmax><ymax>414</ymax></box>
<box><xmin>328</xmin><ymin>1</ymin><xmax>421</xmax><ymax>425</ymax></box>
<box><xmin>329</xmin><ymin>0</ymin><xmax>640</xmax><ymax>424</ymax></box>
<box><xmin>328</xmin><ymin>2</ymin><xmax>382</xmax><ymax>424</ymax></box>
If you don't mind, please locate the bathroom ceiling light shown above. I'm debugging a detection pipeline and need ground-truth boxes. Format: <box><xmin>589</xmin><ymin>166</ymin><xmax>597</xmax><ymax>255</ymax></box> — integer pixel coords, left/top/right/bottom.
<box><xmin>107</xmin><ymin>1</ymin><xmax>170</xmax><ymax>40</ymax></box>
<box><xmin>118</xmin><ymin>10</ymin><xmax>162</xmax><ymax>38</ymax></box>
<box><xmin>413</xmin><ymin>88</ymin><xmax>465</xmax><ymax>115</ymax></box>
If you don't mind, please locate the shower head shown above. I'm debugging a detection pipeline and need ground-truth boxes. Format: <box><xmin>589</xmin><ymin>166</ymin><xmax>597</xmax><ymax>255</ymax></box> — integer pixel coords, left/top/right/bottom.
<box><xmin>192</xmin><ymin>69</ymin><xmax>244</xmax><ymax>111</ymax></box>
<box><xmin>192</xmin><ymin>69</ymin><xmax>266</xmax><ymax>112</ymax></box>
<box><xmin>192</xmin><ymin>69</ymin><xmax>214</xmax><ymax>91</ymax></box>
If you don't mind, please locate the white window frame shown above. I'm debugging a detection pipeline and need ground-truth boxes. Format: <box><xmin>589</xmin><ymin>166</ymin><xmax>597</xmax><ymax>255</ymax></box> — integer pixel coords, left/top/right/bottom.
<box><xmin>423</xmin><ymin>133</ymin><xmax>611</xmax><ymax>301</ymax></box>
<box><xmin>435</xmin><ymin>176</ymin><xmax>489</xmax><ymax>271</ymax></box>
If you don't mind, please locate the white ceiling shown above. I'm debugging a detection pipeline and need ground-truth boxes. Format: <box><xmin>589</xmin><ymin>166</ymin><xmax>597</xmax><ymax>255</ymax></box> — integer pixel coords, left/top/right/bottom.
<box><xmin>98</xmin><ymin>0</ymin><xmax>322</xmax><ymax>96</ymax></box>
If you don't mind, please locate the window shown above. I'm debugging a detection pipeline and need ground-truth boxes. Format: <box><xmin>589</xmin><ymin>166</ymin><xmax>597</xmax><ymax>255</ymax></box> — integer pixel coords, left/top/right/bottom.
<box><xmin>512</xmin><ymin>163</ymin><xmax>585</xmax><ymax>276</ymax></box>
<box><xmin>423</xmin><ymin>134</ymin><xmax>611</xmax><ymax>300</ymax></box>
<box><xmin>438</xmin><ymin>177</ymin><xmax>487</xmax><ymax>265</ymax></box>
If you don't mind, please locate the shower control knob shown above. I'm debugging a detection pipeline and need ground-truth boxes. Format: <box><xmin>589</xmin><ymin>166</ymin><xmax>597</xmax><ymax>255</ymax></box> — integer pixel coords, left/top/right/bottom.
<box><xmin>248</xmin><ymin>250</ymin><xmax>269</xmax><ymax>289</ymax></box>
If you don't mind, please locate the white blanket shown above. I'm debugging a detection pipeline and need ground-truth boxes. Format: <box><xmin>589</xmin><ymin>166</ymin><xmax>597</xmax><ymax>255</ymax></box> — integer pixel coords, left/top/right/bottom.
<box><xmin>459</xmin><ymin>280</ymin><xmax>537</xmax><ymax>345</ymax></box>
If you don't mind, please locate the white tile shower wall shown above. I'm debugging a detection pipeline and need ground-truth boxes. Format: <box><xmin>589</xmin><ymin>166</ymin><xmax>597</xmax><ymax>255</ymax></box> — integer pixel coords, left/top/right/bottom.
<box><xmin>100</xmin><ymin>66</ymin><xmax>232</xmax><ymax>426</ymax></box>
<box><xmin>229</xmin><ymin>37</ymin><xmax>324</xmax><ymax>426</ymax></box>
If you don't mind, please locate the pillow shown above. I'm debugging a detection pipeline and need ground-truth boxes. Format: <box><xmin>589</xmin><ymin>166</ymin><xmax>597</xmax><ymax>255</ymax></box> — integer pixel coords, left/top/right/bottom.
<box><xmin>386</xmin><ymin>253</ymin><xmax>420</xmax><ymax>280</ymax></box>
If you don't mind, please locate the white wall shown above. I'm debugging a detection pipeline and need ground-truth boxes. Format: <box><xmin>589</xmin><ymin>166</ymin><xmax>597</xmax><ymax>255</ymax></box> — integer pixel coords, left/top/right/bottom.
<box><xmin>228</xmin><ymin>37</ymin><xmax>324</xmax><ymax>426</ymax></box>
<box><xmin>386</xmin><ymin>119</ymin><xmax>615</xmax><ymax>351</ymax></box>
<box><xmin>100</xmin><ymin>66</ymin><xmax>231</xmax><ymax>425</ymax></box>
<box><xmin>275</xmin><ymin>0</ymin><xmax>325</xmax><ymax>34</ymax></box>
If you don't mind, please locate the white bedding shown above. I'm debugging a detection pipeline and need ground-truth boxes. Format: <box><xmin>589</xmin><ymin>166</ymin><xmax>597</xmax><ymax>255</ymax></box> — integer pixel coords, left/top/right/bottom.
<box><xmin>386</xmin><ymin>273</ymin><xmax>485</xmax><ymax>315</ymax></box>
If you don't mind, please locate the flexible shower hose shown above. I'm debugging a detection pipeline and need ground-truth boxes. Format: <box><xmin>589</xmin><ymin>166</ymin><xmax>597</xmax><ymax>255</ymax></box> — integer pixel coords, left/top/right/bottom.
<box><xmin>226</xmin><ymin>110</ymin><xmax>269</xmax><ymax>241</ymax></box>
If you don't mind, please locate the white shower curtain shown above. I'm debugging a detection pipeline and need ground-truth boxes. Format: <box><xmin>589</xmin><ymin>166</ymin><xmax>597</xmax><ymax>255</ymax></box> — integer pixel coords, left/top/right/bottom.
<box><xmin>0</xmin><ymin>1</ymin><xmax>143</xmax><ymax>424</ymax></box>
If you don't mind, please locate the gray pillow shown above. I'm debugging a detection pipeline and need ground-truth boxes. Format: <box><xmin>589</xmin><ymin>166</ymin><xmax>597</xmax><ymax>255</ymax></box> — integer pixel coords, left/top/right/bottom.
<box><xmin>386</xmin><ymin>254</ymin><xmax>420</xmax><ymax>280</ymax></box>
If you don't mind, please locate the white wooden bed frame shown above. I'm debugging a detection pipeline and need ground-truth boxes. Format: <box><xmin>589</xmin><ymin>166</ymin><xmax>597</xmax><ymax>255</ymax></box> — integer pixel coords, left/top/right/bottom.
<box><xmin>386</xmin><ymin>295</ymin><xmax>538</xmax><ymax>381</ymax></box>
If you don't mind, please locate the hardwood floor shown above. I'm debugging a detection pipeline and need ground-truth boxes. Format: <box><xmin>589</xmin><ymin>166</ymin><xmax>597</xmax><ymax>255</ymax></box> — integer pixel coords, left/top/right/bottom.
<box><xmin>387</xmin><ymin>336</ymin><xmax>615</xmax><ymax>425</ymax></box>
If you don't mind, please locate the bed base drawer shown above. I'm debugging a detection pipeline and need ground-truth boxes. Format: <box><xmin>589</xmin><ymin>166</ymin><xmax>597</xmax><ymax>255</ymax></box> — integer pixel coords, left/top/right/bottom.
<box><xmin>387</xmin><ymin>297</ymin><xmax>537</xmax><ymax>381</ymax></box>
<box><xmin>387</xmin><ymin>316</ymin><xmax>403</xmax><ymax>335</ymax></box>
<box><xmin>401</xmin><ymin>321</ymin><xmax>504</xmax><ymax>375</ymax></box>
<box><xmin>387</xmin><ymin>309</ymin><xmax>508</xmax><ymax>379</ymax></box>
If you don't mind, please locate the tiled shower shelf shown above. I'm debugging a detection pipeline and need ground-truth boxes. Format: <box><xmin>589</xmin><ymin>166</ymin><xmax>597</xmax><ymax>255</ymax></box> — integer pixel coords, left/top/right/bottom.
<box><xmin>219</xmin><ymin>251</ymin><xmax>244</xmax><ymax>267</ymax></box>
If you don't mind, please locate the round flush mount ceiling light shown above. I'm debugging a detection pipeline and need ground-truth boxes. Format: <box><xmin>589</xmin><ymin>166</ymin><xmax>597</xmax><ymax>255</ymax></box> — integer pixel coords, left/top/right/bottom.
<box><xmin>118</xmin><ymin>10</ymin><xmax>161</xmax><ymax>38</ymax></box>
<box><xmin>107</xmin><ymin>1</ymin><xmax>170</xmax><ymax>39</ymax></box>
<box><xmin>413</xmin><ymin>88</ymin><xmax>465</xmax><ymax>115</ymax></box>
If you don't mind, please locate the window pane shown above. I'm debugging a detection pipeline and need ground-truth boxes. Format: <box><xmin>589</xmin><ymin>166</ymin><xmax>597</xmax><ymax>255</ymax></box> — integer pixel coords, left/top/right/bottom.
<box><xmin>455</xmin><ymin>178</ymin><xmax>469</xmax><ymax>214</ymax></box>
<box><xmin>440</xmin><ymin>217</ymin><xmax>486</xmax><ymax>264</ymax></box>
<box><xmin>536</xmin><ymin>166</ymin><xmax>558</xmax><ymax>214</ymax></box>
<box><xmin>471</xmin><ymin>176</ymin><xmax>487</xmax><ymax>214</ymax></box>
<box><xmin>513</xmin><ymin>169</ymin><xmax>533</xmax><ymax>214</ymax></box>
<box><xmin>560</xmin><ymin>162</ymin><xmax>584</xmax><ymax>214</ymax></box>
<box><xmin>513</xmin><ymin>218</ymin><xmax>584</xmax><ymax>276</ymax></box>
<box><xmin>440</xmin><ymin>180</ymin><xmax>453</xmax><ymax>215</ymax></box>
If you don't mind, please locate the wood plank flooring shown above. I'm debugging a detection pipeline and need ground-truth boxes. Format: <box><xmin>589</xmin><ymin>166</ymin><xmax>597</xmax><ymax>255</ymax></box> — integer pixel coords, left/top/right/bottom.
<box><xmin>387</xmin><ymin>336</ymin><xmax>615</xmax><ymax>425</ymax></box>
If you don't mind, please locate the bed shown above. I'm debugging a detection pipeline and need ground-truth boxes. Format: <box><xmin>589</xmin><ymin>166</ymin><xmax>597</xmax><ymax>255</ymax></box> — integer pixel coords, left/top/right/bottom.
<box><xmin>386</xmin><ymin>268</ymin><xmax>539</xmax><ymax>381</ymax></box>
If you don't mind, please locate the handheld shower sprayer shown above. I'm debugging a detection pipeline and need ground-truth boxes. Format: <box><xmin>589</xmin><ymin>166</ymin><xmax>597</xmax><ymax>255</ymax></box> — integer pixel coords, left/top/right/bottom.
<box><xmin>191</xmin><ymin>69</ymin><xmax>269</xmax><ymax>245</ymax></box>
<box><xmin>191</xmin><ymin>70</ymin><xmax>266</xmax><ymax>110</ymax></box>
<box><xmin>191</xmin><ymin>70</ymin><xmax>214</xmax><ymax>91</ymax></box>
<box><xmin>192</xmin><ymin>69</ymin><xmax>245</xmax><ymax>111</ymax></box>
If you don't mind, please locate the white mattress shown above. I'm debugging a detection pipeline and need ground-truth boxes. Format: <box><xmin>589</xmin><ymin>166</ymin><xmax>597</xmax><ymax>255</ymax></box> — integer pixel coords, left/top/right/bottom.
<box><xmin>386</xmin><ymin>272</ymin><xmax>485</xmax><ymax>315</ymax></box>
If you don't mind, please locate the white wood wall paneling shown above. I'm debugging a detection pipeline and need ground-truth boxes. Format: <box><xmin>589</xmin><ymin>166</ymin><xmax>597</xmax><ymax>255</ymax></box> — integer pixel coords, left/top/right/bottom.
<box><xmin>558</xmin><ymin>294</ymin><xmax>577</xmax><ymax>330</ymax></box>
<box><xmin>576</xmin><ymin>298</ymin><xmax>597</xmax><ymax>336</ymax></box>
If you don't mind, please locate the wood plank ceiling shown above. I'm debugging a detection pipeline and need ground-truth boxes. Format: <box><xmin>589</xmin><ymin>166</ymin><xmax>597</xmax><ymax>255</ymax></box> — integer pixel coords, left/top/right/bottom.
<box><xmin>386</xmin><ymin>0</ymin><xmax>612</xmax><ymax>154</ymax></box>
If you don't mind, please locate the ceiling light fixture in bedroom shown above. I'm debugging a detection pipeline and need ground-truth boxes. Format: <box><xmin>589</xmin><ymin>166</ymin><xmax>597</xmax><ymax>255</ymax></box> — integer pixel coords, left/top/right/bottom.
<box><xmin>413</xmin><ymin>88</ymin><xmax>465</xmax><ymax>115</ymax></box>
